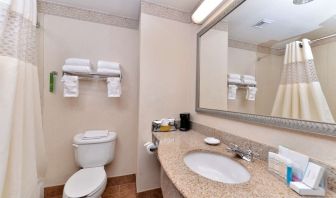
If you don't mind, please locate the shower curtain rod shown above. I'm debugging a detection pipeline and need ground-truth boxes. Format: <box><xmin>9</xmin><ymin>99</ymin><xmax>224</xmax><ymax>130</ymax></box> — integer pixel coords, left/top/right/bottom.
<box><xmin>309</xmin><ymin>33</ymin><xmax>336</xmax><ymax>44</ymax></box>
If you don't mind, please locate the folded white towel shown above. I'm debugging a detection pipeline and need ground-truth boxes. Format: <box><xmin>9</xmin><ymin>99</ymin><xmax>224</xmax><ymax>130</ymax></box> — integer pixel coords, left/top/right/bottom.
<box><xmin>228</xmin><ymin>85</ymin><xmax>238</xmax><ymax>100</ymax></box>
<box><xmin>63</xmin><ymin>65</ymin><xmax>92</xmax><ymax>74</ymax></box>
<box><xmin>65</xmin><ymin>58</ymin><xmax>91</xmax><ymax>66</ymax></box>
<box><xmin>107</xmin><ymin>77</ymin><xmax>121</xmax><ymax>97</ymax></box>
<box><xmin>242</xmin><ymin>79</ymin><xmax>257</xmax><ymax>85</ymax></box>
<box><xmin>83</xmin><ymin>130</ymin><xmax>109</xmax><ymax>139</ymax></box>
<box><xmin>228</xmin><ymin>78</ymin><xmax>242</xmax><ymax>84</ymax></box>
<box><xmin>97</xmin><ymin>60</ymin><xmax>120</xmax><ymax>70</ymax></box>
<box><xmin>228</xmin><ymin>73</ymin><xmax>241</xmax><ymax>79</ymax></box>
<box><xmin>242</xmin><ymin>75</ymin><xmax>255</xmax><ymax>80</ymax></box>
<box><xmin>61</xmin><ymin>75</ymin><xmax>79</xmax><ymax>97</ymax></box>
<box><xmin>246</xmin><ymin>87</ymin><xmax>257</xmax><ymax>101</ymax></box>
<box><xmin>97</xmin><ymin>68</ymin><xmax>121</xmax><ymax>76</ymax></box>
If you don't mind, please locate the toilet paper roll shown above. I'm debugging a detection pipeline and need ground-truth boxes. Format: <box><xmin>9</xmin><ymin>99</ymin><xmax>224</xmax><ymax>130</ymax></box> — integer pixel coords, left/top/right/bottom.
<box><xmin>144</xmin><ymin>142</ymin><xmax>157</xmax><ymax>154</ymax></box>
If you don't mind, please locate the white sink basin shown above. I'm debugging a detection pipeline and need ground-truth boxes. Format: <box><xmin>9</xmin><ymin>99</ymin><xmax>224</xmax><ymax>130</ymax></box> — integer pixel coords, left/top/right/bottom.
<box><xmin>184</xmin><ymin>151</ymin><xmax>250</xmax><ymax>184</ymax></box>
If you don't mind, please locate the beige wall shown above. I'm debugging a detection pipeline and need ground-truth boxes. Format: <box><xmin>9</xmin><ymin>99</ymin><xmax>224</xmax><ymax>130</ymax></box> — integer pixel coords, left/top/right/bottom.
<box><xmin>42</xmin><ymin>15</ymin><xmax>139</xmax><ymax>186</ymax></box>
<box><xmin>313</xmin><ymin>41</ymin><xmax>336</xmax><ymax>120</ymax></box>
<box><xmin>227</xmin><ymin>47</ymin><xmax>257</xmax><ymax>114</ymax></box>
<box><xmin>137</xmin><ymin>13</ymin><xmax>196</xmax><ymax>192</ymax></box>
<box><xmin>255</xmin><ymin>53</ymin><xmax>283</xmax><ymax>115</ymax></box>
<box><xmin>199</xmin><ymin>29</ymin><xmax>228</xmax><ymax>110</ymax></box>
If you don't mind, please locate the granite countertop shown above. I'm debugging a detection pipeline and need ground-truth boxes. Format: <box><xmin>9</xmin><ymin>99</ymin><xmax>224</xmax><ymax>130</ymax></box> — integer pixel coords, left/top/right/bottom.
<box><xmin>153</xmin><ymin>130</ymin><xmax>336</xmax><ymax>198</ymax></box>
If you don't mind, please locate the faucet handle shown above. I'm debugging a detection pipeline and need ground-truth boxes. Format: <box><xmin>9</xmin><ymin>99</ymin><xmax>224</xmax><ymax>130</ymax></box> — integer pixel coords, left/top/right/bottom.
<box><xmin>246</xmin><ymin>149</ymin><xmax>259</xmax><ymax>161</ymax></box>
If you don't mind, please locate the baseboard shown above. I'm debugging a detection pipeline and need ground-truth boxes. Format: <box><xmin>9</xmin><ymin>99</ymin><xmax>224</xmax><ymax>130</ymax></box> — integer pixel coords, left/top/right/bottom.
<box><xmin>44</xmin><ymin>174</ymin><xmax>136</xmax><ymax>198</ymax></box>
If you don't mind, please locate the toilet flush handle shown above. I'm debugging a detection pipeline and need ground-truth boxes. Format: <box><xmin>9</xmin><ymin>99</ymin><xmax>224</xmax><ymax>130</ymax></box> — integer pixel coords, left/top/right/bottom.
<box><xmin>72</xmin><ymin>144</ymin><xmax>78</xmax><ymax>148</ymax></box>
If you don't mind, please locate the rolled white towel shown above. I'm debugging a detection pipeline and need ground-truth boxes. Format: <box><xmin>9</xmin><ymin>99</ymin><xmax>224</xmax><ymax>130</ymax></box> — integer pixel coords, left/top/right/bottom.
<box><xmin>63</xmin><ymin>65</ymin><xmax>92</xmax><ymax>74</ymax></box>
<box><xmin>228</xmin><ymin>78</ymin><xmax>242</xmax><ymax>84</ymax></box>
<box><xmin>97</xmin><ymin>60</ymin><xmax>120</xmax><ymax>70</ymax></box>
<box><xmin>65</xmin><ymin>58</ymin><xmax>91</xmax><ymax>66</ymax></box>
<box><xmin>97</xmin><ymin>68</ymin><xmax>121</xmax><ymax>76</ymax></box>
<box><xmin>228</xmin><ymin>73</ymin><xmax>241</xmax><ymax>79</ymax></box>
<box><xmin>242</xmin><ymin>75</ymin><xmax>255</xmax><ymax>80</ymax></box>
<box><xmin>61</xmin><ymin>75</ymin><xmax>79</xmax><ymax>97</ymax></box>
<box><xmin>107</xmin><ymin>77</ymin><xmax>121</xmax><ymax>97</ymax></box>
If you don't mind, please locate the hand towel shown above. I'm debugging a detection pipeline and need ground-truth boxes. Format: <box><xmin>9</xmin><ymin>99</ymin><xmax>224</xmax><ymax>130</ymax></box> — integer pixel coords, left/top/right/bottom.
<box><xmin>97</xmin><ymin>68</ymin><xmax>121</xmax><ymax>76</ymax></box>
<box><xmin>62</xmin><ymin>65</ymin><xmax>92</xmax><ymax>74</ymax></box>
<box><xmin>278</xmin><ymin>146</ymin><xmax>309</xmax><ymax>181</ymax></box>
<box><xmin>228</xmin><ymin>85</ymin><xmax>238</xmax><ymax>100</ymax></box>
<box><xmin>83</xmin><ymin>130</ymin><xmax>109</xmax><ymax>139</ymax></box>
<box><xmin>61</xmin><ymin>75</ymin><xmax>79</xmax><ymax>97</ymax></box>
<box><xmin>97</xmin><ymin>60</ymin><xmax>120</xmax><ymax>70</ymax></box>
<box><xmin>107</xmin><ymin>77</ymin><xmax>121</xmax><ymax>97</ymax></box>
<box><xmin>242</xmin><ymin>75</ymin><xmax>255</xmax><ymax>80</ymax></box>
<box><xmin>65</xmin><ymin>58</ymin><xmax>91</xmax><ymax>66</ymax></box>
<box><xmin>228</xmin><ymin>73</ymin><xmax>241</xmax><ymax>79</ymax></box>
<box><xmin>246</xmin><ymin>87</ymin><xmax>257</xmax><ymax>101</ymax></box>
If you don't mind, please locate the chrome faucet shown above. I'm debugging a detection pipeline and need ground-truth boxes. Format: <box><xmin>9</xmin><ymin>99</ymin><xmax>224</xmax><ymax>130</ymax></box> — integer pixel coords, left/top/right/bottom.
<box><xmin>226</xmin><ymin>144</ymin><xmax>257</xmax><ymax>162</ymax></box>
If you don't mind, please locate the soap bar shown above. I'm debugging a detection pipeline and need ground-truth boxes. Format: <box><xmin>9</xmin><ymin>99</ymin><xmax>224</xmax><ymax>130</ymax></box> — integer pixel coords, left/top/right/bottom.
<box><xmin>302</xmin><ymin>162</ymin><xmax>324</xmax><ymax>189</ymax></box>
<box><xmin>290</xmin><ymin>182</ymin><xmax>325</xmax><ymax>196</ymax></box>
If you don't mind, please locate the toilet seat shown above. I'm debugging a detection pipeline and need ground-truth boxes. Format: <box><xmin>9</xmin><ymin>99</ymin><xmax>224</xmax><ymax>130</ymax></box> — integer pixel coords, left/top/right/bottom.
<box><xmin>64</xmin><ymin>167</ymin><xmax>106</xmax><ymax>198</ymax></box>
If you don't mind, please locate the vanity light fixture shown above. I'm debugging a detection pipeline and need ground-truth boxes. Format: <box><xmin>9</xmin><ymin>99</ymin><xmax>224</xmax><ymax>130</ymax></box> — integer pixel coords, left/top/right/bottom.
<box><xmin>192</xmin><ymin>0</ymin><xmax>224</xmax><ymax>24</ymax></box>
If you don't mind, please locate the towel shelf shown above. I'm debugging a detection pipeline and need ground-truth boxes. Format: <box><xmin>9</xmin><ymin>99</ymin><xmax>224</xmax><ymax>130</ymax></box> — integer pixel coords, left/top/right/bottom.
<box><xmin>62</xmin><ymin>71</ymin><xmax>122</xmax><ymax>81</ymax></box>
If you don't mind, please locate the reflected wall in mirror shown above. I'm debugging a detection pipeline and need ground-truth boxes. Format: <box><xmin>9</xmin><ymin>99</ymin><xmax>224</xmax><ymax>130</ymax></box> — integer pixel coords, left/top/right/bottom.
<box><xmin>198</xmin><ymin>0</ymin><xmax>336</xmax><ymax>124</ymax></box>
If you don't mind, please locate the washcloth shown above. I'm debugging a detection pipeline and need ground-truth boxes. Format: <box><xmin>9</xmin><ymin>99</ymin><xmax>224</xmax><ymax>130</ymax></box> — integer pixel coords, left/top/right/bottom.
<box><xmin>97</xmin><ymin>60</ymin><xmax>120</xmax><ymax>70</ymax></box>
<box><xmin>65</xmin><ymin>58</ymin><xmax>91</xmax><ymax>66</ymax></box>
<box><xmin>62</xmin><ymin>65</ymin><xmax>92</xmax><ymax>74</ymax></box>
<box><xmin>107</xmin><ymin>77</ymin><xmax>121</xmax><ymax>97</ymax></box>
<box><xmin>61</xmin><ymin>75</ymin><xmax>79</xmax><ymax>97</ymax></box>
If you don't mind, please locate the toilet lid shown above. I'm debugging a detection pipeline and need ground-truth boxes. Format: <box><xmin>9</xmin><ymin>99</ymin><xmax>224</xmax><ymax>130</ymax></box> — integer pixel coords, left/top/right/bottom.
<box><xmin>64</xmin><ymin>167</ymin><xmax>106</xmax><ymax>198</ymax></box>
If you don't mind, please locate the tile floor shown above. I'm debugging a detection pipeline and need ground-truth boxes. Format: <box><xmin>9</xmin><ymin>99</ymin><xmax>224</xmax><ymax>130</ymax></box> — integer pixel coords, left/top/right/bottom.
<box><xmin>44</xmin><ymin>174</ymin><xmax>163</xmax><ymax>198</ymax></box>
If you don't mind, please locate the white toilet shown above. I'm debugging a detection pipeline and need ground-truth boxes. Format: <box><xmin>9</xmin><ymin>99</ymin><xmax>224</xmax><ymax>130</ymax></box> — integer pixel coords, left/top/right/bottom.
<box><xmin>63</xmin><ymin>131</ymin><xmax>117</xmax><ymax>198</ymax></box>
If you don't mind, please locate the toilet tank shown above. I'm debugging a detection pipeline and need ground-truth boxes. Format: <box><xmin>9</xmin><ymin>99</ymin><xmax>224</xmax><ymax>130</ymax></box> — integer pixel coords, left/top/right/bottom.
<box><xmin>73</xmin><ymin>132</ymin><xmax>117</xmax><ymax>168</ymax></box>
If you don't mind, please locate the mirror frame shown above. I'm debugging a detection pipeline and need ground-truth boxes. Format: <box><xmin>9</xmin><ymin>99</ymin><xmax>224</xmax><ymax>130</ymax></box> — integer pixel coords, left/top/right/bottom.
<box><xmin>196</xmin><ymin>0</ymin><xmax>336</xmax><ymax>137</ymax></box>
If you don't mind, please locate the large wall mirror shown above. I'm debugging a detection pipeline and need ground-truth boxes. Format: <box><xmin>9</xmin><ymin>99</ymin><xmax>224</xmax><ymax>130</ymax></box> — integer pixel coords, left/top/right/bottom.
<box><xmin>196</xmin><ymin>0</ymin><xmax>336</xmax><ymax>136</ymax></box>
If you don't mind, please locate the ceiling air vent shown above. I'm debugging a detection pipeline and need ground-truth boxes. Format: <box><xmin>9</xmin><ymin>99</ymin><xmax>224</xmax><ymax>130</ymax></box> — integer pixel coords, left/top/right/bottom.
<box><xmin>252</xmin><ymin>19</ymin><xmax>274</xmax><ymax>29</ymax></box>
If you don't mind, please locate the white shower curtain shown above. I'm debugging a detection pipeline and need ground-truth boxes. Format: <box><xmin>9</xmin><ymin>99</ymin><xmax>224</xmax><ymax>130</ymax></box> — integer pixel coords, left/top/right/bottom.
<box><xmin>0</xmin><ymin>0</ymin><xmax>47</xmax><ymax>197</ymax></box>
<box><xmin>271</xmin><ymin>39</ymin><xmax>335</xmax><ymax>123</ymax></box>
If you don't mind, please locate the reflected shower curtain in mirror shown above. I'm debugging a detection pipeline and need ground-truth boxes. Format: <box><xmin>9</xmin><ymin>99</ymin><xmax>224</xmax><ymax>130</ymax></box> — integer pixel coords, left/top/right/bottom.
<box><xmin>271</xmin><ymin>39</ymin><xmax>334</xmax><ymax>123</ymax></box>
<box><xmin>0</xmin><ymin>0</ymin><xmax>46</xmax><ymax>197</ymax></box>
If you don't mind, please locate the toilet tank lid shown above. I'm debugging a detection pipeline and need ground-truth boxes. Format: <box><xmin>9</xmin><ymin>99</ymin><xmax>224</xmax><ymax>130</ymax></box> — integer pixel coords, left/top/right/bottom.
<box><xmin>73</xmin><ymin>132</ymin><xmax>117</xmax><ymax>145</ymax></box>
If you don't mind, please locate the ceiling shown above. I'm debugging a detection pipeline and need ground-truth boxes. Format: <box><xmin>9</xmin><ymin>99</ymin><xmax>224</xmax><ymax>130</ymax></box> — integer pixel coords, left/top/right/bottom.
<box><xmin>47</xmin><ymin>0</ymin><xmax>201</xmax><ymax>19</ymax></box>
<box><xmin>223</xmin><ymin>0</ymin><xmax>336</xmax><ymax>49</ymax></box>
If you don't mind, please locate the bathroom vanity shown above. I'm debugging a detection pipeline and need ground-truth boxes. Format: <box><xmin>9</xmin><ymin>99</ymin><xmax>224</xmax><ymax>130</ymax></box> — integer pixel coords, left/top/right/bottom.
<box><xmin>153</xmin><ymin>131</ymin><xmax>336</xmax><ymax>198</ymax></box>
